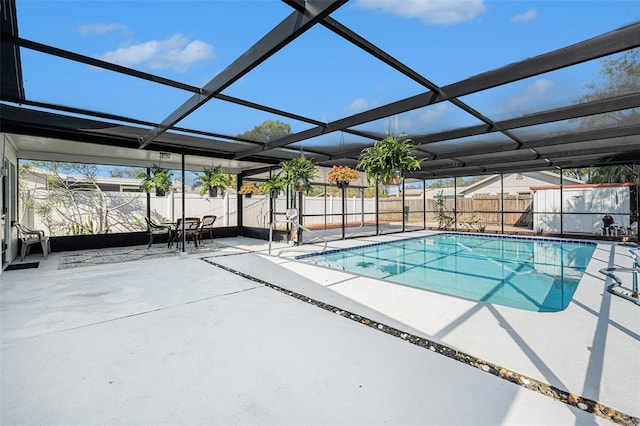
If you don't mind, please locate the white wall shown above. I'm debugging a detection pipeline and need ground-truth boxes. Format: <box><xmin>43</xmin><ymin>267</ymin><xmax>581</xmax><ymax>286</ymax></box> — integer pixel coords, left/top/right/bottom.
<box><xmin>533</xmin><ymin>186</ymin><xmax>631</xmax><ymax>234</ymax></box>
<box><xmin>2</xmin><ymin>135</ymin><xmax>19</xmax><ymax>270</ymax></box>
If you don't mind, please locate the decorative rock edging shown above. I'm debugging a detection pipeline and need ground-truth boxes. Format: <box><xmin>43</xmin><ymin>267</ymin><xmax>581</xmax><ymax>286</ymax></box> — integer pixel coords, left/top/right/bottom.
<box><xmin>202</xmin><ymin>257</ymin><xmax>639</xmax><ymax>425</ymax></box>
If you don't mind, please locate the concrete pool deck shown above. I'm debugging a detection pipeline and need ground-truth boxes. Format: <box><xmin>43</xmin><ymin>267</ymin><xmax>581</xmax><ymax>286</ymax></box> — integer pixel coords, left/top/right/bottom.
<box><xmin>1</xmin><ymin>232</ymin><xmax>638</xmax><ymax>425</ymax></box>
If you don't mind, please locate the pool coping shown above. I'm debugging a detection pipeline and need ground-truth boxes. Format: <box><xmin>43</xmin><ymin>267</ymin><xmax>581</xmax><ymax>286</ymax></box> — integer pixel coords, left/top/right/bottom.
<box><xmin>294</xmin><ymin>231</ymin><xmax>598</xmax><ymax>260</ymax></box>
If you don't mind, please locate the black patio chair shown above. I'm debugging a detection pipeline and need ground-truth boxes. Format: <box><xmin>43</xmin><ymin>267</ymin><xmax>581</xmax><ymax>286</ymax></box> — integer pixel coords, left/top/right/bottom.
<box><xmin>145</xmin><ymin>217</ymin><xmax>172</xmax><ymax>248</ymax></box>
<box><xmin>199</xmin><ymin>215</ymin><xmax>217</xmax><ymax>243</ymax></box>
<box><xmin>172</xmin><ymin>217</ymin><xmax>201</xmax><ymax>249</ymax></box>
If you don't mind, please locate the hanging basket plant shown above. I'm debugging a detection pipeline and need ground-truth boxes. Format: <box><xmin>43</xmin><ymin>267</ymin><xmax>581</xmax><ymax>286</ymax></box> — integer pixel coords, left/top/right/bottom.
<box><xmin>238</xmin><ymin>182</ymin><xmax>260</xmax><ymax>198</ymax></box>
<box><xmin>260</xmin><ymin>174</ymin><xmax>288</xmax><ymax>198</ymax></box>
<box><xmin>137</xmin><ymin>164</ymin><xmax>173</xmax><ymax>197</ymax></box>
<box><xmin>327</xmin><ymin>165</ymin><xmax>360</xmax><ymax>188</ymax></box>
<box><xmin>357</xmin><ymin>132</ymin><xmax>421</xmax><ymax>186</ymax></box>
<box><xmin>194</xmin><ymin>166</ymin><xmax>232</xmax><ymax>197</ymax></box>
<box><xmin>281</xmin><ymin>153</ymin><xmax>318</xmax><ymax>194</ymax></box>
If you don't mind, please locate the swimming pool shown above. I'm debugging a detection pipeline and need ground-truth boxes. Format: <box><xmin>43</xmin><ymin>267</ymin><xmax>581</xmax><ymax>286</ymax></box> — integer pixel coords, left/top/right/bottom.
<box><xmin>296</xmin><ymin>234</ymin><xmax>596</xmax><ymax>312</ymax></box>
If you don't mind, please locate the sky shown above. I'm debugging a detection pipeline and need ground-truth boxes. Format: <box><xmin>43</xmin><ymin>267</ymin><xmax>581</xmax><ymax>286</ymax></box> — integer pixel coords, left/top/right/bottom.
<box><xmin>13</xmin><ymin>0</ymin><xmax>640</xmax><ymax>152</ymax></box>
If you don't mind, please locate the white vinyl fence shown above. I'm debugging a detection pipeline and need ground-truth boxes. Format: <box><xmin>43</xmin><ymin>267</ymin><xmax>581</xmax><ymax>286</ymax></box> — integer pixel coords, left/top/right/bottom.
<box><xmin>21</xmin><ymin>189</ymin><xmax>379</xmax><ymax>236</ymax></box>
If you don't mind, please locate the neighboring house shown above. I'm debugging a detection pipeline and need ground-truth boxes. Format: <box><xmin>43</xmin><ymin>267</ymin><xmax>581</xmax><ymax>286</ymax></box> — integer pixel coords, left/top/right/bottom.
<box><xmin>21</xmin><ymin>168</ymin><xmax>210</xmax><ymax>194</ymax></box>
<box><xmin>21</xmin><ymin>167</ymin><xmax>145</xmax><ymax>192</ymax></box>
<box><xmin>419</xmin><ymin>171</ymin><xmax>585</xmax><ymax>199</ymax></box>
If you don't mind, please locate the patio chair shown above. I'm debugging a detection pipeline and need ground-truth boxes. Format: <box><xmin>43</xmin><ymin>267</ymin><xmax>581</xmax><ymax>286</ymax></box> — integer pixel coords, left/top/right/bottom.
<box><xmin>144</xmin><ymin>217</ymin><xmax>172</xmax><ymax>248</ymax></box>
<box><xmin>15</xmin><ymin>223</ymin><xmax>50</xmax><ymax>261</ymax></box>
<box><xmin>172</xmin><ymin>217</ymin><xmax>201</xmax><ymax>249</ymax></box>
<box><xmin>198</xmin><ymin>215</ymin><xmax>217</xmax><ymax>243</ymax></box>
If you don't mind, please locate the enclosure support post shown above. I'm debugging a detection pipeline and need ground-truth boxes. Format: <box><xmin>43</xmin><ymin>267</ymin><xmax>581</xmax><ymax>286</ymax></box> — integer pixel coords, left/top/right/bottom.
<box><xmin>423</xmin><ymin>179</ymin><xmax>427</xmax><ymax>230</ymax></box>
<box><xmin>560</xmin><ymin>169</ymin><xmax>564</xmax><ymax>236</ymax></box>
<box><xmin>375</xmin><ymin>183</ymin><xmax>379</xmax><ymax>235</ymax></box>
<box><xmin>454</xmin><ymin>178</ymin><xmax>458</xmax><ymax>231</ymax></box>
<box><xmin>402</xmin><ymin>180</ymin><xmax>406</xmax><ymax>233</ymax></box>
<box><xmin>237</xmin><ymin>173</ymin><xmax>244</xmax><ymax>236</ymax></box>
<box><xmin>501</xmin><ymin>173</ymin><xmax>505</xmax><ymax>235</ymax></box>
<box><xmin>180</xmin><ymin>152</ymin><xmax>186</xmax><ymax>252</ymax></box>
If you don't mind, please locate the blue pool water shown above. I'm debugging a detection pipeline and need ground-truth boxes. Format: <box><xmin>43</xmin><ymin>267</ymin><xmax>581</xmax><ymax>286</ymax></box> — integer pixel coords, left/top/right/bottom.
<box><xmin>296</xmin><ymin>234</ymin><xmax>596</xmax><ymax>312</ymax></box>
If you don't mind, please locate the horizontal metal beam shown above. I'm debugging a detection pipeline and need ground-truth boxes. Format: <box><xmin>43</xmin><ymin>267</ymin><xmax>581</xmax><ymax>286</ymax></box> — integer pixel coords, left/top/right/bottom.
<box><xmin>437</xmin><ymin>22</ymin><xmax>640</xmax><ymax>101</ymax></box>
<box><xmin>234</xmin><ymin>91</ymin><xmax>438</xmax><ymax>159</ymax></box>
<box><xmin>234</xmin><ymin>22</ymin><xmax>640</xmax><ymax>160</ymax></box>
<box><xmin>333</xmin><ymin>93</ymin><xmax>640</xmax><ymax>160</ymax></box>
<box><xmin>6</xmin><ymin>34</ymin><xmax>346</xmax><ymax>137</ymax></box>
<box><xmin>429</xmin><ymin>123</ymin><xmax>640</xmax><ymax>159</ymax></box>
<box><xmin>321</xmin><ymin>16</ymin><xmax>523</xmax><ymax>147</ymax></box>
<box><xmin>3</xmin><ymin>34</ymin><xmax>202</xmax><ymax>94</ymax></box>
<box><xmin>139</xmin><ymin>0</ymin><xmax>346</xmax><ymax>148</ymax></box>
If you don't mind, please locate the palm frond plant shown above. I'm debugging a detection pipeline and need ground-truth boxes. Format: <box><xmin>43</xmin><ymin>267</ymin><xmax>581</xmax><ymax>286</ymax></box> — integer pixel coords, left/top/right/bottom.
<box><xmin>137</xmin><ymin>165</ymin><xmax>173</xmax><ymax>196</ymax></box>
<box><xmin>260</xmin><ymin>174</ymin><xmax>288</xmax><ymax>198</ymax></box>
<box><xmin>357</xmin><ymin>132</ymin><xmax>421</xmax><ymax>186</ymax></box>
<box><xmin>281</xmin><ymin>153</ymin><xmax>318</xmax><ymax>194</ymax></box>
<box><xmin>194</xmin><ymin>166</ymin><xmax>232</xmax><ymax>197</ymax></box>
<box><xmin>327</xmin><ymin>165</ymin><xmax>360</xmax><ymax>188</ymax></box>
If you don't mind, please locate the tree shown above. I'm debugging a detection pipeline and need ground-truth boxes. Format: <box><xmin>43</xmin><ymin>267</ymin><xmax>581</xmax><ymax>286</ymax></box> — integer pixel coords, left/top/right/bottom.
<box><xmin>237</xmin><ymin>120</ymin><xmax>292</xmax><ymax>142</ymax></box>
<box><xmin>576</xmin><ymin>48</ymin><xmax>639</xmax><ymax>130</ymax></box>
<box><xmin>588</xmin><ymin>165</ymin><xmax>640</xmax><ymax>185</ymax></box>
<box><xmin>19</xmin><ymin>161</ymin><xmax>140</xmax><ymax>235</ymax></box>
<box><xmin>109</xmin><ymin>167</ymin><xmax>144</xmax><ymax>178</ymax></box>
<box><xmin>567</xmin><ymin>48</ymin><xmax>640</xmax><ymax>183</ymax></box>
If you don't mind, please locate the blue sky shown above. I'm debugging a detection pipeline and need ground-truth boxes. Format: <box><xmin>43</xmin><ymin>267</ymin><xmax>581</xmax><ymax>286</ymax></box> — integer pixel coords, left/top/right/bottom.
<box><xmin>15</xmin><ymin>0</ymin><xmax>640</xmax><ymax>147</ymax></box>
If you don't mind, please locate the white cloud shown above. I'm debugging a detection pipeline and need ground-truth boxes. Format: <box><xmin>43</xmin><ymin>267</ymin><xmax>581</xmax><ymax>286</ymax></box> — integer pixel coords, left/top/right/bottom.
<box><xmin>78</xmin><ymin>22</ymin><xmax>128</xmax><ymax>35</ymax></box>
<box><xmin>347</xmin><ymin>97</ymin><xmax>377</xmax><ymax>114</ymax></box>
<box><xmin>353</xmin><ymin>0</ymin><xmax>486</xmax><ymax>25</ymax></box>
<box><xmin>503</xmin><ymin>78</ymin><xmax>554</xmax><ymax>110</ymax></box>
<box><xmin>98</xmin><ymin>34</ymin><xmax>214</xmax><ymax>72</ymax></box>
<box><xmin>398</xmin><ymin>103</ymin><xmax>450</xmax><ymax>130</ymax></box>
<box><xmin>511</xmin><ymin>9</ymin><xmax>537</xmax><ymax>22</ymax></box>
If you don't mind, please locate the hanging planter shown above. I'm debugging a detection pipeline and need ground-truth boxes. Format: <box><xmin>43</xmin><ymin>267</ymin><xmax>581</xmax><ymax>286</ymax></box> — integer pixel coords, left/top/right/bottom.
<box><xmin>281</xmin><ymin>153</ymin><xmax>318</xmax><ymax>195</ymax></box>
<box><xmin>238</xmin><ymin>182</ymin><xmax>260</xmax><ymax>198</ymax></box>
<box><xmin>194</xmin><ymin>166</ymin><xmax>232</xmax><ymax>197</ymax></box>
<box><xmin>357</xmin><ymin>133</ymin><xmax>421</xmax><ymax>186</ymax></box>
<box><xmin>327</xmin><ymin>165</ymin><xmax>360</xmax><ymax>188</ymax></box>
<box><xmin>260</xmin><ymin>174</ymin><xmax>288</xmax><ymax>198</ymax></box>
<box><xmin>383</xmin><ymin>168</ymin><xmax>402</xmax><ymax>186</ymax></box>
<box><xmin>137</xmin><ymin>164</ymin><xmax>173</xmax><ymax>197</ymax></box>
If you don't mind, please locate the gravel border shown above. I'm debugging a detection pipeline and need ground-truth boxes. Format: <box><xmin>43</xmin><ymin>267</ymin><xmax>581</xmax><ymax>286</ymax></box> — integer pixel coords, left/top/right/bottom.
<box><xmin>203</xmin><ymin>256</ymin><xmax>639</xmax><ymax>425</ymax></box>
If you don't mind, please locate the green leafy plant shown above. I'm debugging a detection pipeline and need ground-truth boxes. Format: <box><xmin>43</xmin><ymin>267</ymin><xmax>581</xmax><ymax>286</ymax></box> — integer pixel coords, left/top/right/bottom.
<box><xmin>327</xmin><ymin>165</ymin><xmax>360</xmax><ymax>186</ymax></box>
<box><xmin>137</xmin><ymin>164</ymin><xmax>173</xmax><ymax>196</ymax></box>
<box><xmin>194</xmin><ymin>166</ymin><xmax>232</xmax><ymax>197</ymax></box>
<box><xmin>357</xmin><ymin>132</ymin><xmax>421</xmax><ymax>185</ymax></box>
<box><xmin>260</xmin><ymin>174</ymin><xmax>288</xmax><ymax>197</ymax></box>
<box><xmin>435</xmin><ymin>190</ymin><xmax>454</xmax><ymax>229</ymax></box>
<box><xmin>281</xmin><ymin>153</ymin><xmax>318</xmax><ymax>194</ymax></box>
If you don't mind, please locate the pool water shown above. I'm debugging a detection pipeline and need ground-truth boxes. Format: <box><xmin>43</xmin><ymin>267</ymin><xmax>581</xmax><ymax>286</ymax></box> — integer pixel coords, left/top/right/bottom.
<box><xmin>297</xmin><ymin>234</ymin><xmax>596</xmax><ymax>312</ymax></box>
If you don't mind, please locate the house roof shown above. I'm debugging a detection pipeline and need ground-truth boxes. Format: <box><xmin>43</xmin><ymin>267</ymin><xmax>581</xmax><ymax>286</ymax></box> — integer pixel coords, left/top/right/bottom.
<box><xmin>460</xmin><ymin>171</ymin><xmax>585</xmax><ymax>194</ymax></box>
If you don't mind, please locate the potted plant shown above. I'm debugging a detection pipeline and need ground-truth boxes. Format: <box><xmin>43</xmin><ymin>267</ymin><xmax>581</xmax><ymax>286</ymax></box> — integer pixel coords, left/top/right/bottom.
<box><xmin>137</xmin><ymin>164</ymin><xmax>173</xmax><ymax>196</ymax></box>
<box><xmin>238</xmin><ymin>182</ymin><xmax>260</xmax><ymax>198</ymax></box>
<box><xmin>327</xmin><ymin>165</ymin><xmax>360</xmax><ymax>188</ymax></box>
<box><xmin>281</xmin><ymin>153</ymin><xmax>318</xmax><ymax>194</ymax></box>
<box><xmin>260</xmin><ymin>173</ymin><xmax>288</xmax><ymax>198</ymax></box>
<box><xmin>357</xmin><ymin>132</ymin><xmax>421</xmax><ymax>186</ymax></box>
<box><xmin>194</xmin><ymin>166</ymin><xmax>232</xmax><ymax>197</ymax></box>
